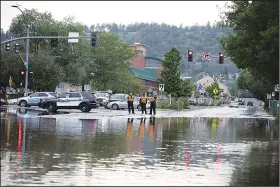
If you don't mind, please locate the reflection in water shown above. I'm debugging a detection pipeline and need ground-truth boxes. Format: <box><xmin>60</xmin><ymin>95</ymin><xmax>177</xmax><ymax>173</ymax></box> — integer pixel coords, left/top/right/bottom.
<box><xmin>0</xmin><ymin>113</ymin><xmax>279</xmax><ymax>186</ymax></box>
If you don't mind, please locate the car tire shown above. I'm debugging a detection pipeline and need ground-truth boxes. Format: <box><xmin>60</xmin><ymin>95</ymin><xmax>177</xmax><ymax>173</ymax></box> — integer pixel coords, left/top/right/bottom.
<box><xmin>19</xmin><ymin>100</ymin><xmax>27</xmax><ymax>107</ymax></box>
<box><xmin>137</xmin><ymin>105</ymin><xmax>141</xmax><ymax>111</ymax></box>
<box><xmin>112</xmin><ymin>104</ymin><xmax>119</xmax><ymax>110</ymax></box>
<box><xmin>80</xmin><ymin>103</ymin><xmax>91</xmax><ymax>112</ymax></box>
<box><xmin>46</xmin><ymin>103</ymin><xmax>57</xmax><ymax>113</ymax></box>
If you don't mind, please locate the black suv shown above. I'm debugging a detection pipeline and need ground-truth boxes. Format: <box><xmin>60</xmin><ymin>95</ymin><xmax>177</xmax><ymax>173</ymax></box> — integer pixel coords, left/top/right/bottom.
<box><xmin>38</xmin><ymin>91</ymin><xmax>99</xmax><ymax>112</ymax></box>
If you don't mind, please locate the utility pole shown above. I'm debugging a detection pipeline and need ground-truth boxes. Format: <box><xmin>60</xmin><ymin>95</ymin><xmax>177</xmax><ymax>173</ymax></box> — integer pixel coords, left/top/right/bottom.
<box><xmin>24</xmin><ymin>25</ymin><xmax>30</xmax><ymax>96</ymax></box>
<box><xmin>11</xmin><ymin>4</ymin><xmax>29</xmax><ymax>96</ymax></box>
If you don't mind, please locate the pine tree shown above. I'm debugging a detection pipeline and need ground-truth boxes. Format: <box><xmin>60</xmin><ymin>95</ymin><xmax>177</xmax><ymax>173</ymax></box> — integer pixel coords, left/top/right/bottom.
<box><xmin>160</xmin><ymin>47</ymin><xmax>182</xmax><ymax>98</ymax></box>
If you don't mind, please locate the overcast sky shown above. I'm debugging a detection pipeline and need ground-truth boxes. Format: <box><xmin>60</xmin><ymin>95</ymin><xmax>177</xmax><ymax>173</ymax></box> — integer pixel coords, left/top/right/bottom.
<box><xmin>1</xmin><ymin>1</ymin><xmax>227</xmax><ymax>31</ymax></box>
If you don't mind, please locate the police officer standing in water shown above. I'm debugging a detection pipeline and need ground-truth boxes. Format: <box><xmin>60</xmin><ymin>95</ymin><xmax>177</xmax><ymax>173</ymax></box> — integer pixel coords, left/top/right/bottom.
<box><xmin>149</xmin><ymin>93</ymin><xmax>157</xmax><ymax>115</ymax></box>
<box><xmin>139</xmin><ymin>93</ymin><xmax>147</xmax><ymax>114</ymax></box>
<box><xmin>127</xmin><ymin>93</ymin><xmax>135</xmax><ymax>114</ymax></box>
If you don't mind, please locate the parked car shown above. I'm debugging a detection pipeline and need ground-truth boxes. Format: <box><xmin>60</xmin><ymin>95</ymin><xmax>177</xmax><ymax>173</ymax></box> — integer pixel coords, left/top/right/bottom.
<box><xmin>157</xmin><ymin>95</ymin><xmax>168</xmax><ymax>101</ymax></box>
<box><xmin>229</xmin><ymin>101</ymin><xmax>239</xmax><ymax>108</ymax></box>
<box><xmin>106</xmin><ymin>97</ymin><xmax>151</xmax><ymax>110</ymax></box>
<box><xmin>0</xmin><ymin>98</ymin><xmax>8</xmax><ymax>106</ymax></box>
<box><xmin>38</xmin><ymin>91</ymin><xmax>99</xmax><ymax>112</ymax></box>
<box><xmin>95</xmin><ymin>92</ymin><xmax>109</xmax><ymax>106</ymax></box>
<box><xmin>237</xmin><ymin>99</ymin><xmax>245</xmax><ymax>105</ymax></box>
<box><xmin>17</xmin><ymin>92</ymin><xmax>56</xmax><ymax>107</ymax></box>
<box><xmin>105</xmin><ymin>94</ymin><xmax>128</xmax><ymax>108</ymax></box>
<box><xmin>188</xmin><ymin>98</ymin><xmax>198</xmax><ymax>105</ymax></box>
<box><xmin>247</xmin><ymin>101</ymin><xmax>254</xmax><ymax>107</ymax></box>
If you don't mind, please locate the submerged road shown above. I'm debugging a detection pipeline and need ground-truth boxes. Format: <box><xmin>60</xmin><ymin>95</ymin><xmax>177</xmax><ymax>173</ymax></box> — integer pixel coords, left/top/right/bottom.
<box><xmin>0</xmin><ymin>105</ymin><xmax>278</xmax><ymax>186</ymax></box>
<box><xmin>1</xmin><ymin>104</ymin><xmax>274</xmax><ymax>120</ymax></box>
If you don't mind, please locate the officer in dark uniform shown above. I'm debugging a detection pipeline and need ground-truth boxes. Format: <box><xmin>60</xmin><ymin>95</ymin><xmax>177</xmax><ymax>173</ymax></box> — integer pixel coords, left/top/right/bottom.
<box><xmin>139</xmin><ymin>93</ymin><xmax>147</xmax><ymax>114</ymax></box>
<box><xmin>127</xmin><ymin>93</ymin><xmax>135</xmax><ymax>114</ymax></box>
<box><xmin>149</xmin><ymin>93</ymin><xmax>157</xmax><ymax>115</ymax></box>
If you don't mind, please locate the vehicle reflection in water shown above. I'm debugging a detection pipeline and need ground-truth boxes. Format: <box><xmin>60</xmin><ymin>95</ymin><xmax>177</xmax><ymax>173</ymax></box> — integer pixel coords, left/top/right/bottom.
<box><xmin>0</xmin><ymin>111</ymin><xmax>279</xmax><ymax>186</ymax></box>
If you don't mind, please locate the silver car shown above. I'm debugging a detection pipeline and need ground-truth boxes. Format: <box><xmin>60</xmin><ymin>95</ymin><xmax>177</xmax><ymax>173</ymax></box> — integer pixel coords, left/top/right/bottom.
<box><xmin>107</xmin><ymin>97</ymin><xmax>151</xmax><ymax>111</ymax></box>
<box><xmin>95</xmin><ymin>92</ymin><xmax>109</xmax><ymax>106</ymax></box>
<box><xmin>17</xmin><ymin>92</ymin><xmax>56</xmax><ymax>107</ymax></box>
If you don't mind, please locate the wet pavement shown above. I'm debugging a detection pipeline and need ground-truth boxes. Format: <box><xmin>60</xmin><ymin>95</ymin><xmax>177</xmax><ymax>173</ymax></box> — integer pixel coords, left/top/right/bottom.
<box><xmin>0</xmin><ymin>108</ymin><xmax>279</xmax><ymax>186</ymax></box>
<box><xmin>2</xmin><ymin>104</ymin><xmax>274</xmax><ymax>120</ymax></box>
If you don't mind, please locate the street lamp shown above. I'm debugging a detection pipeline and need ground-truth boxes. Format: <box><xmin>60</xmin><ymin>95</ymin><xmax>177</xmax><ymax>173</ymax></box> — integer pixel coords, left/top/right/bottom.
<box><xmin>12</xmin><ymin>4</ymin><xmax>30</xmax><ymax>96</ymax></box>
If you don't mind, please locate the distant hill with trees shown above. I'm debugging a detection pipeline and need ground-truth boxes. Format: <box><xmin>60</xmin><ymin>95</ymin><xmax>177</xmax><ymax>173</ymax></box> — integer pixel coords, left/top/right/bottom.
<box><xmin>1</xmin><ymin>20</ymin><xmax>240</xmax><ymax>87</ymax></box>
<box><xmin>85</xmin><ymin>22</ymin><xmax>239</xmax><ymax>76</ymax></box>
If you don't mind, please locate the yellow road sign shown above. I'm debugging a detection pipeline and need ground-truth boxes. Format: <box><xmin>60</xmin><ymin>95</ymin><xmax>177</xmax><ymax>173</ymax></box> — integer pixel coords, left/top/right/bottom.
<box><xmin>213</xmin><ymin>88</ymin><xmax>218</xmax><ymax>95</ymax></box>
<box><xmin>8</xmin><ymin>76</ymin><xmax>12</xmax><ymax>87</ymax></box>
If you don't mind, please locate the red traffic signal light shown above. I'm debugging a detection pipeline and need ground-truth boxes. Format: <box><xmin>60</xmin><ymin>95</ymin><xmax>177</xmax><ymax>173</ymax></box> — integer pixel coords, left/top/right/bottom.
<box><xmin>188</xmin><ymin>50</ymin><xmax>193</xmax><ymax>62</ymax></box>
<box><xmin>219</xmin><ymin>52</ymin><xmax>224</xmax><ymax>64</ymax></box>
<box><xmin>20</xmin><ymin>71</ymin><xmax>25</xmax><ymax>75</ymax></box>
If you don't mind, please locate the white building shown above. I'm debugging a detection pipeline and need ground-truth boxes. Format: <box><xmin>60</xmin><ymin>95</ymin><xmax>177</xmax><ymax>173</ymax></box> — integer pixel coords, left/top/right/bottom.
<box><xmin>196</xmin><ymin>75</ymin><xmax>230</xmax><ymax>95</ymax></box>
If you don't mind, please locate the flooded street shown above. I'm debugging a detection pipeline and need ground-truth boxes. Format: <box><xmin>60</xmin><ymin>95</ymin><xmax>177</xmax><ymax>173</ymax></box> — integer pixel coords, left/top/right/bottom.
<box><xmin>1</xmin><ymin>110</ymin><xmax>279</xmax><ymax>186</ymax></box>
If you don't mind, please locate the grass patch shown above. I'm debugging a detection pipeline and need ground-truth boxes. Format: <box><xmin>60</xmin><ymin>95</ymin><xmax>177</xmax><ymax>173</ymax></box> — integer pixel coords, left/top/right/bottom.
<box><xmin>275</xmin><ymin>113</ymin><xmax>279</xmax><ymax>125</ymax></box>
<box><xmin>157</xmin><ymin>98</ymin><xmax>190</xmax><ymax>110</ymax></box>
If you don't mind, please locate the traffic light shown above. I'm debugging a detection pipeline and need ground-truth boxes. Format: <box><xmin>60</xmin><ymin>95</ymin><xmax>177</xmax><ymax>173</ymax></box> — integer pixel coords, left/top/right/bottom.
<box><xmin>91</xmin><ymin>32</ymin><xmax>98</xmax><ymax>48</ymax></box>
<box><xmin>29</xmin><ymin>71</ymin><xmax>34</xmax><ymax>79</ymax></box>
<box><xmin>50</xmin><ymin>32</ymin><xmax>58</xmax><ymax>47</ymax></box>
<box><xmin>14</xmin><ymin>43</ymin><xmax>20</xmax><ymax>53</ymax></box>
<box><xmin>219</xmin><ymin>52</ymin><xmax>224</xmax><ymax>64</ymax></box>
<box><xmin>5</xmin><ymin>43</ymin><xmax>10</xmax><ymax>51</ymax></box>
<box><xmin>20</xmin><ymin>70</ymin><xmax>25</xmax><ymax>77</ymax></box>
<box><xmin>19</xmin><ymin>70</ymin><xmax>25</xmax><ymax>87</ymax></box>
<box><xmin>188</xmin><ymin>50</ymin><xmax>193</xmax><ymax>62</ymax></box>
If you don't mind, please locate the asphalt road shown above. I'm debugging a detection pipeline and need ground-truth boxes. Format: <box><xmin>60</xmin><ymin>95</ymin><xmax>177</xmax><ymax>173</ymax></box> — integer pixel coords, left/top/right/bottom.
<box><xmin>1</xmin><ymin>104</ymin><xmax>273</xmax><ymax>120</ymax></box>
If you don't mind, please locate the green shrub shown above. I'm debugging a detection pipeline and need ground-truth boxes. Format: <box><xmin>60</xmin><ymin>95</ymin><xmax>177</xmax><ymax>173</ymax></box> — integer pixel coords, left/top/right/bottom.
<box><xmin>157</xmin><ymin>97</ymin><xmax>190</xmax><ymax>110</ymax></box>
<box><xmin>275</xmin><ymin>113</ymin><xmax>279</xmax><ymax>125</ymax></box>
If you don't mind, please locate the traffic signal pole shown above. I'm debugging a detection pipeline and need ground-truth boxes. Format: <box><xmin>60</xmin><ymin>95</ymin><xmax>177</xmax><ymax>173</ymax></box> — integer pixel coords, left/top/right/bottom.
<box><xmin>24</xmin><ymin>25</ymin><xmax>30</xmax><ymax>96</ymax></box>
<box><xmin>1</xmin><ymin>35</ymin><xmax>94</xmax><ymax>45</ymax></box>
<box><xmin>1</xmin><ymin>34</ymin><xmax>96</xmax><ymax>95</ymax></box>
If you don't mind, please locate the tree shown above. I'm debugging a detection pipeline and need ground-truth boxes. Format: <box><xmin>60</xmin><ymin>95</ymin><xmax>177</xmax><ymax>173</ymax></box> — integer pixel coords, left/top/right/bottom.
<box><xmin>206</xmin><ymin>81</ymin><xmax>221</xmax><ymax>99</ymax></box>
<box><xmin>237</xmin><ymin>69</ymin><xmax>274</xmax><ymax>101</ymax></box>
<box><xmin>29</xmin><ymin>51</ymin><xmax>64</xmax><ymax>91</ymax></box>
<box><xmin>88</xmin><ymin>31</ymin><xmax>141</xmax><ymax>91</ymax></box>
<box><xmin>219</xmin><ymin>1</ymin><xmax>279</xmax><ymax>85</ymax></box>
<box><xmin>8</xmin><ymin>9</ymin><xmax>92</xmax><ymax>87</ymax></box>
<box><xmin>160</xmin><ymin>47</ymin><xmax>182</xmax><ymax>98</ymax></box>
<box><xmin>0</xmin><ymin>49</ymin><xmax>24</xmax><ymax>87</ymax></box>
<box><xmin>181</xmin><ymin>79</ymin><xmax>195</xmax><ymax>97</ymax></box>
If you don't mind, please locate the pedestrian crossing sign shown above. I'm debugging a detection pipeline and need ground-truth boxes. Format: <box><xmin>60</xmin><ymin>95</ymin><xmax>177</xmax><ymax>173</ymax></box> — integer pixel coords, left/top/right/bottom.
<box><xmin>213</xmin><ymin>88</ymin><xmax>219</xmax><ymax>95</ymax></box>
<box><xmin>159</xmin><ymin>84</ymin><xmax>164</xmax><ymax>91</ymax></box>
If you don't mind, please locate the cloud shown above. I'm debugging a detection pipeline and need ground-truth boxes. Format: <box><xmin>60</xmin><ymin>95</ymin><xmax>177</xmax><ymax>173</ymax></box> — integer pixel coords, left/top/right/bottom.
<box><xmin>1</xmin><ymin>1</ymin><xmax>226</xmax><ymax>31</ymax></box>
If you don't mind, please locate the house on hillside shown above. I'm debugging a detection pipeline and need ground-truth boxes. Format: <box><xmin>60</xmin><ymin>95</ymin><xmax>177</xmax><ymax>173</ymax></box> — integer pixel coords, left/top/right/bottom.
<box><xmin>196</xmin><ymin>75</ymin><xmax>230</xmax><ymax>96</ymax></box>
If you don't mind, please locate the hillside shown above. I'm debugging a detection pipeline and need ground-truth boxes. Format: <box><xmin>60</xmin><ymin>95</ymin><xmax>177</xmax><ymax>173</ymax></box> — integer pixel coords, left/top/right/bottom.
<box><xmin>85</xmin><ymin>22</ymin><xmax>239</xmax><ymax>76</ymax></box>
<box><xmin>2</xmin><ymin>22</ymin><xmax>240</xmax><ymax>77</ymax></box>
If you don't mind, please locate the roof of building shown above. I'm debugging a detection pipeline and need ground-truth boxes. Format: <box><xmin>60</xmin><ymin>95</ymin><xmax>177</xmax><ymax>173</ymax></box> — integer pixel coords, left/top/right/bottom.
<box><xmin>130</xmin><ymin>42</ymin><xmax>148</xmax><ymax>48</ymax></box>
<box><xmin>130</xmin><ymin>67</ymin><xmax>159</xmax><ymax>83</ymax></box>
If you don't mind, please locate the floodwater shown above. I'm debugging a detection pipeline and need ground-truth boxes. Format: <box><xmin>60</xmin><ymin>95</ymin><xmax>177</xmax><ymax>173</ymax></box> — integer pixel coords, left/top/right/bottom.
<box><xmin>0</xmin><ymin>109</ymin><xmax>279</xmax><ymax>186</ymax></box>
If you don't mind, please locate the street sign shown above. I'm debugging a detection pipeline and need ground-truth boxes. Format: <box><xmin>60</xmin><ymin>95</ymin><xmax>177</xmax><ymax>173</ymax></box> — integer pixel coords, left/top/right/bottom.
<box><xmin>24</xmin><ymin>61</ymin><xmax>28</xmax><ymax>68</ymax></box>
<box><xmin>275</xmin><ymin>84</ymin><xmax>279</xmax><ymax>92</ymax></box>
<box><xmin>272</xmin><ymin>92</ymin><xmax>275</xmax><ymax>97</ymax></box>
<box><xmin>202</xmin><ymin>52</ymin><xmax>210</xmax><ymax>61</ymax></box>
<box><xmin>159</xmin><ymin>84</ymin><xmax>164</xmax><ymax>91</ymax></box>
<box><xmin>68</xmin><ymin>32</ymin><xmax>79</xmax><ymax>43</ymax></box>
<box><xmin>9</xmin><ymin>76</ymin><xmax>12</xmax><ymax>87</ymax></box>
<box><xmin>213</xmin><ymin>88</ymin><xmax>219</xmax><ymax>95</ymax></box>
<box><xmin>267</xmin><ymin>94</ymin><xmax>272</xmax><ymax>100</ymax></box>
